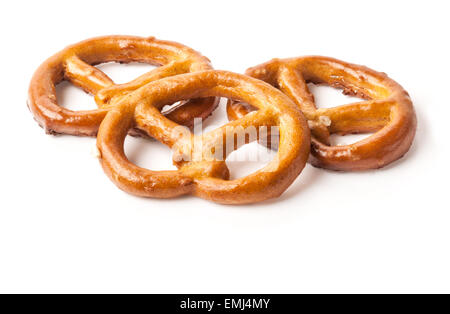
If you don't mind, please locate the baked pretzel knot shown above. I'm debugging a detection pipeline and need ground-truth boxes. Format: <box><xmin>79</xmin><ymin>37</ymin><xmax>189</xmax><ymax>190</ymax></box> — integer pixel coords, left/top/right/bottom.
<box><xmin>228</xmin><ymin>56</ymin><xmax>417</xmax><ymax>171</ymax></box>
<box><xmin>97</xmin><ymin>71</ymin><xmax>310</xmax><ymax>205</ymax></box>
<box><xmin>28</xmin><ymin>36</ymin><xmax>219</xmax><ymax>136</ymax></box>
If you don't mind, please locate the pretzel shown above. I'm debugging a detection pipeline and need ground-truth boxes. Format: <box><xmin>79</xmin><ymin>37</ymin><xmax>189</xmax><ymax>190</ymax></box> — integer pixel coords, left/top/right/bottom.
<box><xmin>228</xmin><ymin>56</ymin><xmax>417</xmax><ymax>171</ymax></box>
<box><xmin>28</xmin><ymin>36</ymin><xmax>219</xmax><ymax>136</ymax></box>
<box><xmin>96</xmin><ymin>70</ymin><xmax>310</xmax><ymax>204</ymax></box>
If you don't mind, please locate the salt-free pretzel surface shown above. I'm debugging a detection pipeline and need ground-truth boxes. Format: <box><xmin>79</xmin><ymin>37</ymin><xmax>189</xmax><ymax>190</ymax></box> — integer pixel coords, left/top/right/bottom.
<box><xmin>28</xmin><ymin>35</ymin><xmax>219</xmax><ymax>136</ymax></box>
<box><xmin>97</xmin><ymin>70</ymin><xmax>310</xmax><ymax>204</ymax></box>
<box><xmin>228</xmin><ymin>56</ymin><xmax>417</xmax><ymax>171</ymax></box>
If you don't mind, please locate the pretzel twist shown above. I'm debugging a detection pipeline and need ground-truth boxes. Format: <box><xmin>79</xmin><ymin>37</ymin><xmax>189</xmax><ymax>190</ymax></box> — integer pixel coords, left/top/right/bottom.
<box><xmin>97</xmin><ymin>71</ymin><xmax>310</xmax><ymax>204</ymax></box>
<box><xmin>28</xmin><ymin>36</ymin><xmax>219</xmax><ymax>136</ymax></box>
<box><xmin>227</xmin><ymin>56</ymin><xmax>417</xmax><ymax>171</ymax></box>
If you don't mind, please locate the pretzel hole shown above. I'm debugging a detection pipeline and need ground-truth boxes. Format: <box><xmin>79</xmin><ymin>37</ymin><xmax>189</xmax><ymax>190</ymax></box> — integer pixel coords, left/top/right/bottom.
<box><xmin>329</xmin><ymin>133</ymin><xmax>374</xmax><ymax>146</ymax></box>
<box><xmin>307</xmin><ymin>83</ymin><xmax>366</xmax><ymax>109</ymax></box>
<box><xmin>124</xmin><ymin>135</ymin><xmax>177</xmax><ymax>171</ymax></box>
<box><xmin>161</xmin><ymin>101</ymin><xmax>184</xmax><ymax>115</ymax></box>
<box><xmin>56</xmin><ymin>81</ymin><xmax>97</xmax><ymax>110</ymax></box>
<box><xmin>226</xmin><ymin>142</ymin><xmax>278</xmax><ymax>180</ymax></box>
<box><xmin>95</xmin><ymin>62</ymin><xmax>156</xmax><ymax>84</ymax></box>
<box><xmin>202</xmin><ymin>98</ymin><xmax>234</xmax><ymax>132</ymax></box>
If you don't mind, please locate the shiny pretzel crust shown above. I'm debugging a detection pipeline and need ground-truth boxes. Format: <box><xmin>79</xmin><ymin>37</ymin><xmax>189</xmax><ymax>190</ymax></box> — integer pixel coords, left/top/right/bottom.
<box><xmin>228</xmin><ymin>56</ymin><xmax>417</xmax><ymax>171</ymax></box>
<box><xmin>28</xmin><ymin>35</ymin><xmax>219</xmax><ymax>136</ymax></box>
<box><xmin>97</xmin><ymin>71</ymin><xmax>311</xmax><ymax>204</ymax></box>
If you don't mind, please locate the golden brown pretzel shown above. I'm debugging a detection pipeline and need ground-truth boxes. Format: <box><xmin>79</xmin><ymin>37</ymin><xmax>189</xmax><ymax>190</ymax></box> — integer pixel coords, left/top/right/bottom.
<box><xmin>96</xmin><ymin>70</ymin><xmax>311</xmax><ymax>204</ymax></box>
<box><xmin>227</xmin><ymin>56</ymin><xmax>417</xmax><ymax>171</ymax></box>
<box><xmin>28</xmin><ymin>35</ymin><xmax>219</xmax><ymax>136</ymax></box>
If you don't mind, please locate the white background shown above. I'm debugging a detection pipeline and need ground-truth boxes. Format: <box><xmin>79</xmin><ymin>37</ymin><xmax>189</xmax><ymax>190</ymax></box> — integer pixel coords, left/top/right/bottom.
<box><xmin>1</xmin><ymin>0</ymin><xmax>449</xmax><ymax>293</ymax></box>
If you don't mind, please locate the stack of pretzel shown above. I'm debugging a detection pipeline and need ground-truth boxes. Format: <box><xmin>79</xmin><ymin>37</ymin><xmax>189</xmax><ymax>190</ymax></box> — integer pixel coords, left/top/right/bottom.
<box><xmin>28</xmin><ymin>36</ymin><xmax>416</xmax><ymax>205</ymax></box>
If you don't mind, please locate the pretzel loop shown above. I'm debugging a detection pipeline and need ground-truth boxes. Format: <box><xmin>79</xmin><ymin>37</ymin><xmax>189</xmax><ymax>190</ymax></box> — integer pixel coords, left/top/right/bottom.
<box><xmin>227</xmin><ymin>56</ymin><xmax>417</xmax><ymax>171</ymax></box>
<box><xmin>28</xmin><ymin>36</ymin><xmax>219</xmax><ymax>136</ymax></box>
<box><xmin>97</xmin><ymin>70</ymin><xmax>311</xmax><ymax>204</ymax></box>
